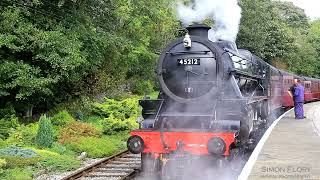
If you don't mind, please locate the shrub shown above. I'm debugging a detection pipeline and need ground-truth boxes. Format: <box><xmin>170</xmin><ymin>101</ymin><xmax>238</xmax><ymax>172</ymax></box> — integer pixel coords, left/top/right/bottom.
<box><xmin>41</xmin><ymin>154</ymin><xmax>81</xmax><ymax>172</ymax></box>
<box><xmin>92</xmin><ymin>97</ymin><xmax>140</xmax><ymax>134</ymax></box>
<box><xmin>58</xmin><ymin>121</ymin><xmax>102</xmax><ymax>144</ymax></box>
<box><xmin>65</xmin><ymin>136</ymin><xmax>118</xmax><ymax>158</ymax></box>
<box><xmin>31</xmin><ymin>148</ymin><xmax>81</xmax><ymax>172</ymax></box>
<box><xmin>0</xmin><ymin>103</ymin><xmax>16</xmax><ymax>119</ymax></box>
<box><xmin>51</xmin><ymin>110</ymin><xmax>74</xmax><ymax>126</ymax></box>
<box><xmin>131</xmin><ymin>80</ymin><xmax>154</xmax><ymax>95</ymax></box>
<box><xmin>92</xmin><ymin>97</ymin><xmax>141</xmax><ymax>119</ymax></box>
<box><xmin>105</xmin><ymin>133</ymin><xmax>128</xmax><ymax>150</ymax></box>
<box><xmin>48</xmin><ymin>142</ymin><xmax>76</xmax><ymax>157</ymax></box>
<box><xmin>0</xmin><ymin>167</ymin><xmax>33</xmax><ymax>180</ymax></box>
<box><xmin>0</xmin><ymin>139</ymin><xmax>7</xmax><ymax>149</ymax></box>
<box><xmin>0</xmin><ymin>156</ymin><xmax>39</xmax><ymax>168</ymax></box>
<box><xmin>0</xmin><ymin>158</ymin><xmax>6</xmax><ymax>174</ymax></box>
<box><xmin>0</xmin><ymin>146</ymin><xmax>39</xmax><ymax>168</ymax></box>
<box><xmin>35</xmin><ymin>115</ymin><xmax>54</xmax><ymax>148</ymax></box>
<box><xmin>49</xmin><ymin>96</ymin><xmax>92</xmax><ymax>119</ymax></box>
<box><xmin>0</xmin><ymin>116</ymin><xmax>19</xmax><ymax>139</ymax></box>
<box><xmin>0</xmin><ymin>158</ymin><xmax>6</xmax><ymax>168</ymax></box>
<box><xmin>0</xmin><ymin>146</ymin><xmax>38</xmax><ymax>158</ymax></box>
<box><xmin>49</xmin><ymin>142</ymin><xmax>71</xmax><ymax>155</ymax></box>
<box><xmin>84</xmin><ymin>116</ymin><xmax>104</xmax><ymax>129</ymax></box>
<box><xmin>102</xmin><ymin>115</ymin><xmax>137</xmax><ymax>135</ymax></box>
<box><xmin>74</xmin><ymin>110</ymin><xmax>84</xmax><ymax>121</ymax></box>
<box><xmin>6</xmin><ymin>123</ymin><xmax>38</xmax><ymax>146</ymax></box>
<box><xmin>149</xmin><ymin>91</ymin><xmax>159</xmax><ymax>99</ymax></box>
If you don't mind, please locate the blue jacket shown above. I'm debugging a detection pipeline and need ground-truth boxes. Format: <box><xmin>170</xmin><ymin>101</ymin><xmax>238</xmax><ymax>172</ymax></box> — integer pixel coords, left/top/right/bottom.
<box><xmin>294</xmin><ymin>84</ymin><xmax>304</xmax><ymax>103</ymax></box>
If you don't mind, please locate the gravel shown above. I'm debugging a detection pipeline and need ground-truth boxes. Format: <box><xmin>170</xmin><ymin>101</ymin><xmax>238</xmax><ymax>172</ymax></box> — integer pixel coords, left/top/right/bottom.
<box><xmin>34</xmin><ymin>158</ymin><xmax>103</xmax><ymax>180</ymax></box>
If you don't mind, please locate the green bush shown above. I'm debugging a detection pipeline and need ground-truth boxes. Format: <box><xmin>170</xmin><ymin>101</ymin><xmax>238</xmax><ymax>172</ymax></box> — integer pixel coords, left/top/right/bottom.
<box><xmin>92</xmin><ymin>97</ymin><xmax>139</xmax><ymax>134</ymax></box>
<box><xmin>6</xmin><ymin>123</ymin><xmax>38</xmax><ymax>146</ymax></box>
<box><xmin>0</xmin><ymin>146</ymin><xmax>38</xmax><ymax>158</ymax></box>
<box><xmin>102</xmin><ymin>115</ymin><xmax>137</xmax><ymax>135</ymax></box>
<box><xmin>51</xmin><ymin>110</ymin><xmax>75</xmax><ymax>126</ymax></box>
<box><xmin>84</xmin><ymin>116</ymin><xmax>104</xmax><ymax>129</ymax></box>
<box><xmin>106</xmin><ymin>133</ymin><xmax>128</xmax><ymax>150</ymax></box>
<box><xmin>0</xmin><ymin>103</ymin><xmax>16</xmax><ymax>119</ymax></box>
<box><xmin>0</xmin><ymin>103</ymin><xmax>19</xmax><ymax>139</ymax></box>
<box><xmin>41</xmin><ymin>154</ymin><xmax>81</xmax><ymax>172</ymax></box>
<box><xmin>35</xmin><ymin>115</ymin><xmax>54</xmax><ymax>148</ymax></box>
<box><xmin>0</xmin><ymin>158</ymin><xmax>6</xmax><ymax>168</ymax></box>
<box><xmin>131</xmin><ymin>80</ymin><xmax>154</xmax><ymax>95</ymax></box>
<box><xmin>0</xmin><ymin>139</ymin><xmax>7</xmax><ymax>149</ymax></box>
<box><xmin>31</xmin><ymin>148</ymin><xmax>81</xmax><ymax>172</ymax></box>
<box><xmin>0</xmin><ymin>116</ymin><xmax>19</xmax><ymax>139</ymax></box>
<box><xmin>49</xmin><ymin>96</ymin><xmax>92</xmax><ymax>119</ymax></box>
<box><xmin>0</xmin><ymin>158</ymin><xmax>6</xmax><ymax>174</ymax></box>
<box><xmin>0</xmin><ymin>156</ymin><xmax>39</xmax><ymax>168</ymax></box>
<box><xmin>49</xmin><ymin>142</ymin><xmax>73</xmax><ymax>155</ymax></box>
<box><xmin>0</xmin><ymin>167</ymin><xmax>33</xmax><ymax>180</ymax></box>
<box><xmin>149</xmin><ymin>91</ymin><xmax>159</xmax><ymax>99</ymax></box>
<box><xmin>92</xmin><ymin>97</ymin><xmax>140</xmax><ymax>119</ymax></box>
<box><xmin>74</xmin><ymin>110</ymin><xmax>84</xmax><ymax>121</ymax></box>
<box><xmin>0</xmin><ymin>146</ymin><xmax>39</xmax><ymax>168</ymax></box>
<box><xmin>66</xmin><ymin>136</ymin><xmax>119</xmax><ymax>158</ymax></box>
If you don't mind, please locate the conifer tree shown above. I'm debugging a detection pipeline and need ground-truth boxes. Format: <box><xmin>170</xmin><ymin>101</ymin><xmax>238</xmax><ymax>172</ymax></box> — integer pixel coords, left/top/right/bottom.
<box><xmin>35</xmin><ymin>115</ymin><xmax>54</xmax><ymax>148</ymax></box>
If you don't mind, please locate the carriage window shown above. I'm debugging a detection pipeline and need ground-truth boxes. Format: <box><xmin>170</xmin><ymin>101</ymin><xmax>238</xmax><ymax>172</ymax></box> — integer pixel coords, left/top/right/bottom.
<box><xmin>305</xmin><ymin>84</ymin><xmax>310</xmax><ymax>89</ymax></box>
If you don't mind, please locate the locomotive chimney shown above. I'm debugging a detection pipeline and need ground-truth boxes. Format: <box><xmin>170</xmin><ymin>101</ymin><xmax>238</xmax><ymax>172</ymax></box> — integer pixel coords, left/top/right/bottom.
<box><xmin>186</xmin><ymin>24</ymin><xmax>211</xmax><ymax>39</ymax></box>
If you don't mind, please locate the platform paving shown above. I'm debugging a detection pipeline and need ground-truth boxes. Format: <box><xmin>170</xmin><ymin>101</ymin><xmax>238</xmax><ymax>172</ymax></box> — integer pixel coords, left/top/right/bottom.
<box><xmin>248</xmin><ymin>102</ymin><xmax>320</xmax><ymax>180</ymax></box>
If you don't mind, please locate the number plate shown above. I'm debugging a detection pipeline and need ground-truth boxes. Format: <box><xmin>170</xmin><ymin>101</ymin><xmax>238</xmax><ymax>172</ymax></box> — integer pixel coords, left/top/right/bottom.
<box><xmin>177</xmin><ymin>58</ymin><xmax>200</xmax><ymax>66</ymax></box>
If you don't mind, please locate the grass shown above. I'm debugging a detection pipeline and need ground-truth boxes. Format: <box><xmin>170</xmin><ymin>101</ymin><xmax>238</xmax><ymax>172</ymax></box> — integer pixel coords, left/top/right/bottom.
<box><xmin>65</xmin><ymin>136</ymin><xmax>124</xmax><ymax>158</ymax></box>
<box><xmin>0</xmin><ymin>156</ymin><xmax>39</xmax><ymax>168</ymax></box>
<box><xmin>28</xmin><ymin>148</ymin><xmax>81</xmax><ymax>172</ymax></box>
<box><xmin>0</xmin><ymin>167</ymin><xmax>33</xmax><ymax>180</ymax></box>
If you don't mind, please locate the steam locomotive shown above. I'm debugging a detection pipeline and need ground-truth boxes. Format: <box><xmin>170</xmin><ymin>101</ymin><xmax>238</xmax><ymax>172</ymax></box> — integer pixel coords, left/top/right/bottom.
<box><xmin>127</xmin><ymin>24</ymin><xmax>320</xmax><ymax>179</ymax></box>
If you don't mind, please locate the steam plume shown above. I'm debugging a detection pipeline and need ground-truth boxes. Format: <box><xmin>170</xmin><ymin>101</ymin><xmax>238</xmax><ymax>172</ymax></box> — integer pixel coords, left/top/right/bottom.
<box><xmin>176</xmin><ymin>0</ymin><xmax>242</xmax><ymax>42</ymax></box>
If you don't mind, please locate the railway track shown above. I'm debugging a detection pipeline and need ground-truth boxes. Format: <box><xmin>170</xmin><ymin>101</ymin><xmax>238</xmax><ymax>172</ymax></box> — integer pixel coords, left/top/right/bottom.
<box><xmin>62</xmin><ymin>150</ymin><xmax>141</xmax><ymax>180</ymax></box>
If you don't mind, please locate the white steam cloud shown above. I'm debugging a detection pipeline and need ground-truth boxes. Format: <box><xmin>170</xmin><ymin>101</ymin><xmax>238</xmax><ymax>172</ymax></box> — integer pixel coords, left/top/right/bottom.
<box><xmin>176</xmin><ymin>0</ymin><xmax>242</xmax><ymax>42</ymax></box>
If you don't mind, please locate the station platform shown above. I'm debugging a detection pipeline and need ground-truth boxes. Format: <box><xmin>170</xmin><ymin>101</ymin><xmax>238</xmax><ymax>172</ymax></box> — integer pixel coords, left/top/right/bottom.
<box><xmin>239</xmin><ymin>102</ymin><xmax>320</xmax><ymax>180</ymax></box>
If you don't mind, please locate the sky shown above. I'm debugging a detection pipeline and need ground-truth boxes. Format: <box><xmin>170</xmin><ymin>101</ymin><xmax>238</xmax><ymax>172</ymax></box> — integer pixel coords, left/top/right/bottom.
<box><xmin>280</xmin><ymin>0</ymin><xmax>320</xmax><ymax>20</ymax></box>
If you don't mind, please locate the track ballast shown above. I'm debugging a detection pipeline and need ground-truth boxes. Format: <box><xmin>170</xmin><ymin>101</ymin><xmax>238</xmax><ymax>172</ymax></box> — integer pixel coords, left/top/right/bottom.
<box><xmin>62</xmin><ymin>150</ymin><xmax>140</xmax><ymax>180</ymax></box>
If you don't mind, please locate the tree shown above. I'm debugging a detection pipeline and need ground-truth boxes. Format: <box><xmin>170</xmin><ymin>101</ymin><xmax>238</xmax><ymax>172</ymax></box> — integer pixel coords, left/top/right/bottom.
<box><xmin>35</xmin><ymin>115</ymin><xmax>54</xmax><ymax>148</ymax></box>
<box><xmin>272</xmin><ymin>1</ymin><xmax>309</xmax><ymax>30</ymax></box>
<box><xmin>272</xmin><ymin>1</ymin><xmax>318</xmax><ymax>77</ymax></box>
<box><xmin>0</xmin><ymin>1</ymin><xmax>100</xmax><ymax>114</ymax></box>
<box><xmin>237</xmin><ymin>0</ymin><xmax>295</xmax><ymax>62</ymax></box>
<box><xmin>237</xmin><ymin>0</ymin><xmax>319</xmax><ymax>78</ymax></box>
<box><xmin>0</xmin><ymin>0</ymin><xmax>179</xmax><ymax>116</ymax></box>
<box><xmin>308</xmin><ymin>20</ymin><xmax>320</xmax><ymax>77</ymax></box>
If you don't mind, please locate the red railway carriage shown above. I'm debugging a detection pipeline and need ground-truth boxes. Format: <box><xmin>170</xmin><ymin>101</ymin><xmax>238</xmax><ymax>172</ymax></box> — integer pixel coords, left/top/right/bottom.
<box><xmin>126</xmin><ymin>24</ymin><xmax>320</xmax><ymax>179</ymax></box>
<box><xmin>281</xmin><ymin>73</ymin><xmax>320</xmax><ymax>107</ymax></box>
<box><xmin>304</xmin><ymin>77</ymin><xmax>320</xmax><ymax>102</ymax></box>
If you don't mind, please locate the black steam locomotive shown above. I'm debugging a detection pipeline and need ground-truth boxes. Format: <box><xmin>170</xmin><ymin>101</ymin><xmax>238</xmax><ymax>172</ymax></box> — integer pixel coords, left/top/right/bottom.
<box><xmin>127</xmin><ymin>24</ymin><xmax>289</xmax><ymax>179</ymax></box>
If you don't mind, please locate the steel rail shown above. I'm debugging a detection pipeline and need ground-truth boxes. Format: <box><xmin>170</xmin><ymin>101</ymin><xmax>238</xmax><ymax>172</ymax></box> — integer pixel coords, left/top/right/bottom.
<box><xmin>62</xmin><ymin>150</ymin><xmax>140</xmax><ymax>180</ymax></box>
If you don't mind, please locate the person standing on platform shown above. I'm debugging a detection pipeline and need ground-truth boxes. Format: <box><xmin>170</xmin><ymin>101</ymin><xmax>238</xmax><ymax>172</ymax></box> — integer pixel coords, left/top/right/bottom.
<box><xmin>288</xmin><ymin>79</ymin><xmax>305</xmax><ymax>119</ymax></box>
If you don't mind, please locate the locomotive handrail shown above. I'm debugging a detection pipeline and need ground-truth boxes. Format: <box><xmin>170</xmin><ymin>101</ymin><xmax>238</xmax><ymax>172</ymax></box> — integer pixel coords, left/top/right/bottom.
<box><xmin>160</xmin><ymin>112</ymin><xmax>214</xmax><ymax>116</ymax></box>
<box><xmin>231</xmin><ymin>68</ymin><xmax>263</xmax><ymax>80</ymax></box>
<box><xmin>225</xmin><ymin>48</ymin><xmax>259</xmax><ymax>66</ymax></box>
<box><xmin>154</xmin><ymin>99</ymin><xmax>164</xmax><ymax>121</ymax></box>
<box><xmin>160</xmin><ymin>118</ymin><xmax>169</xmax><ymax>149</ymax></box>
<box><xmin>166</xmin><ymin>50</ymin><xmax>210</xmax><ymax>55</ymax></box>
